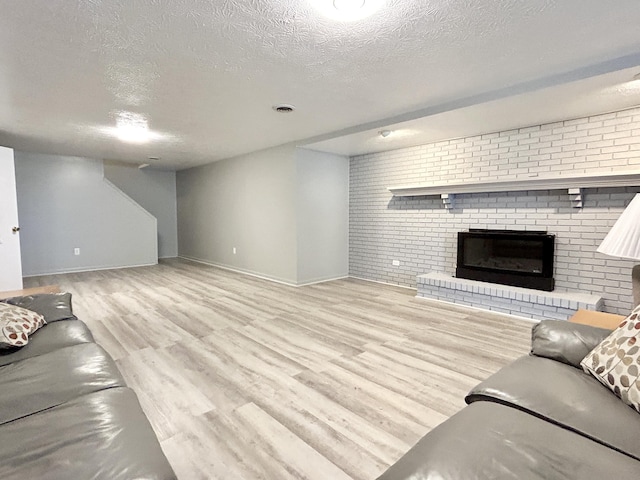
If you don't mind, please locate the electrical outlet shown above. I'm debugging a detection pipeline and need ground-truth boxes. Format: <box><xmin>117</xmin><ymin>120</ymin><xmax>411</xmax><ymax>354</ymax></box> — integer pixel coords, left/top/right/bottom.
<box><xmin>233</xmin><ymin>247</ymin><xmax>237</xmax><ymax>255</ymax></box>
<box><xmin>74</xmin><ymin>248</ymin><xmax>80</xmax><ymax>255</ymax></box>
<box><xmin>392</xmin><ymin>260</ymin><xmax>400</xmax><ymax>266</ymax></box>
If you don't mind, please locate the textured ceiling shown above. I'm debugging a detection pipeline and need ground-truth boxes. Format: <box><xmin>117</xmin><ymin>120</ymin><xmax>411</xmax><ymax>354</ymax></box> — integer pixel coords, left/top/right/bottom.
<box><xmin>307</xmin><ymin>67</ymin><xmax>640</xmax><ymax>156</ymax></box>
<box><xmin>0</xmin><ymin>0</ymin><xmax>639</xmax><ymax>169</ymax></box>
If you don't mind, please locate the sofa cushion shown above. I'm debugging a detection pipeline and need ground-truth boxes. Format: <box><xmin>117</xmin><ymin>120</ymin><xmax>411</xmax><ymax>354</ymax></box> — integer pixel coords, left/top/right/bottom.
<box><xmin>0</xmin><ymin>303</ymin><xmax>46</xmax><ymax>348</ymax></box>
<box><xmin>466</xmin><ymin>355</ymin><xmax>640</xmax><ymax>461</ymax></box>
<box><xmin>2</xmin><ymin>292</ymin><xmax>77</xmax><ymax>323</ymax></box>
<box><xmin>531</xmin><ymin>320</ymin><xmax>612</xmax><ymax>368</ymax></box>
<box><xmin>0</xmin><ymin>319</ymin><xmax>94</xmax><ymax>367</ymax></box>
<box><xmin>376</xmin><ymin>401</ymin><xmax>640</xmax><ymax>480</ymax></box>
<box><xmin>581</xmin><ymin>305</ymin><xmax>640</xmax><ymax>412</ymax></box>
<box><xmin>0</xmin><ymin>387</ymin><xmax>176</xmax><ymax>480</ymax></box>
<box><xmin>0</xmin><ymin>342</ymin><xmax>125</xmax><ymax>425</ymax></box>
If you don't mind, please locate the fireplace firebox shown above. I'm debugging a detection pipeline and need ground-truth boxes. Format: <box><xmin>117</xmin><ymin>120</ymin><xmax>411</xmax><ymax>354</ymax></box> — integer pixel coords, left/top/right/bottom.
<box><xmin>456</xmin><ymin>229</ymin><xmax>555</xmax><ymax>291</ymax></box>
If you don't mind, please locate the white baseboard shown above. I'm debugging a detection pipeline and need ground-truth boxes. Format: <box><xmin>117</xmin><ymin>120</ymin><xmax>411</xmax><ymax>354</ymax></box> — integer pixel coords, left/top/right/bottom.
<box><xmin>22</xmin><ymin>261</ymin><xmax>158</xmax><ymax>278</ymax></box>
<box><xmin>179</xmin><ymin>256</ymin><xmax>347</xmax><ymax>287</ymax></box>
<box><xmin>348</xmin><ymin>275</ymin><xmax>417</xmax><ymax>292</ymax></box>
<box><xmin>179</xmin><ymin>255</ymin><xmax>300</xmax><ymax>286</ymax></box>
<box><xmin>296</xmin><ymin>275</ymin><xmax>349</xmax><ymax>287</ymax></box>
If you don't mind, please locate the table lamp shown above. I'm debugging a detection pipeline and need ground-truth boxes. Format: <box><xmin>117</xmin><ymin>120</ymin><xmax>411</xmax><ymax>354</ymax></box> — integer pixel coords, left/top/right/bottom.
<box><xmin>597</xmin><ymin>193</ymin><xmax>640</xmax><ymax>307</ymax></box>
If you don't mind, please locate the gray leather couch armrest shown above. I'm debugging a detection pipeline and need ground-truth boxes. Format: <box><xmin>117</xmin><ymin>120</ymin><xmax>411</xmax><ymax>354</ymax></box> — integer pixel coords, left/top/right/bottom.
<box><xmin>465</xmin><ymin>355</ymin><xmax>640</xmax><ymax>462</ymax></box>
<box><xmin>3</xmin><ymin>293</ymin><xmax>77</xmax><ymax>322</ymax></box>
<box><xmin>530</xmin><ymin>320</ymin><xmax>612</xmax><ymax>368</ymax></box>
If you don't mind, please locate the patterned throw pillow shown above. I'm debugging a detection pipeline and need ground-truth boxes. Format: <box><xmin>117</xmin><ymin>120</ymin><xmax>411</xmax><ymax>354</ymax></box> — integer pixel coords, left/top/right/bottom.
<box><xmin>0</xmin><ymin>303</ymin><xmax>46</xmax><ymax>349</ymax></box>
<box><xmin>581</xmin><ymin>304</ymin><xmax>640</xmax><ymax>412</ymax></box>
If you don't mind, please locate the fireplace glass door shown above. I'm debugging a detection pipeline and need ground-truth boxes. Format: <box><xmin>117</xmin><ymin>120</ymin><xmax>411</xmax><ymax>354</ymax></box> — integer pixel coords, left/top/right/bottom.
<box><xmin>456</xmin><ymin>230</ymin><xmax>555</xmax><ymax>291</ymax></box>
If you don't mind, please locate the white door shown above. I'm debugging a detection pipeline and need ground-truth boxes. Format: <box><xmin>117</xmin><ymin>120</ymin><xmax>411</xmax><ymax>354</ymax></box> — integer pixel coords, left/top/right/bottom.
<box><xmin>0</xmin><ymin>146</ymin><xmax>23</xmax><ymax>291</ymax></box>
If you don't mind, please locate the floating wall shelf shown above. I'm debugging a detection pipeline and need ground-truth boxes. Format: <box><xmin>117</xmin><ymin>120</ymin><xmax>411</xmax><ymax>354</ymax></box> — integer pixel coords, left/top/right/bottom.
<box><xmin>388</xmin><ymin>169</ymin><xmax>640</xmax><ymax>209</ymax></box>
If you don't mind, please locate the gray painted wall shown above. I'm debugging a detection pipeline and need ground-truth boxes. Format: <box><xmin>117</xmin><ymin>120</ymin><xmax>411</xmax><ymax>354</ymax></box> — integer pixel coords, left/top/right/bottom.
<box><xmin>15</xmin><ymin>152</ymin><xmax>157</xmax><ymax>276</ymax></box>
<box><xmin>104</xmin><ymin>162</ymin><xmax>178</xmax><ymax>258</ymax></box>
<box><xmin>177</xmin><ymin>144</ymin><xmax>298</xmax><ymax>284</ymax></box>
<box><xmin>349</xmin><ymin>107</ymin><xmax>640</xmax><ymax>315</ymax></box>
<box><xmin>176</xmin><ymin>144</ymin><xmax>349</xmax><ymax>285</ymax></box>
<box><xmin>296</xmin><ymin>148</ymin><xmax>349</xmax><ymax>284</ymax></box>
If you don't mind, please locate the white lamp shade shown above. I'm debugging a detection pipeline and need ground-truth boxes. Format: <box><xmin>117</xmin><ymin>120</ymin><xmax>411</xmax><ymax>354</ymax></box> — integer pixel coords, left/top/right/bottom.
<box><xmin>597</xmin><ymin>193</ymin><xmax>640</xmax><ymax>261</ymax></box>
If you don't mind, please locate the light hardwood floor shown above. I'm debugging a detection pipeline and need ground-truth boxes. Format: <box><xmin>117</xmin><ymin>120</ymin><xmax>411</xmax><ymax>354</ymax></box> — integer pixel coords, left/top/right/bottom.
<box><xmin>25</xmin><ymin>259</ymin><xmax>532</xmax><ymax>480</ymax></box>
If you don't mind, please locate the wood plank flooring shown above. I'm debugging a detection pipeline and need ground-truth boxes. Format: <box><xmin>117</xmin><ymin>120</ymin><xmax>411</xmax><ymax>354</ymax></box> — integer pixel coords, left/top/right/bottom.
<box><xmin>25</xmin><ymin>259</ymin><xmax>532</xmax><ymax>480</ymax></box>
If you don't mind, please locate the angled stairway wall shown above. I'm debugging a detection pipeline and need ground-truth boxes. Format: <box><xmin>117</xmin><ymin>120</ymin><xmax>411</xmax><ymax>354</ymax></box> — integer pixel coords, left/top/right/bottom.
<box><xmin>104</xmin><ymin>161</ymin><xmax>178</xmax><ymax>259</ymax></box>
<box><xmin>14</xmin><ymin>152</ymin><xmax>157</xmax><ymax>276</ymax></box>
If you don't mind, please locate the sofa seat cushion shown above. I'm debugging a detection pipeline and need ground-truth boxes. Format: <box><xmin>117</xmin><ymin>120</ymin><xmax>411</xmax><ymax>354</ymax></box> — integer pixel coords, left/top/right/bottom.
<box><xmin>0</xmin><ymin>319</ymin><xmax>94</xmax><ymax>367</ymax></box>
<box><xmin>466</xmin><ymin>355</ymin><xmax>640</xmax><ymax>461</ymax></box>
<box><xmin>376</xmin><ymin>401</ymin><xmax>640</xmax><ymax>480</ymax></box>
<box><xmin>0</xmin><ymin>342</ymin><xmax>125</xmax><ymax>425</ymax></box>
<box><xmin>0</xmin><ymin>387</ymin><xmax>176</xmax><ymax>480</ymax></box>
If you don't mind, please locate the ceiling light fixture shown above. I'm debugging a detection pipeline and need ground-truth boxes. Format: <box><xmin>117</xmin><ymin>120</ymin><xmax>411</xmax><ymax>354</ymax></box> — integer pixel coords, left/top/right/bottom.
<box><xmin>115</xmin><ymin>112</ymin><xmax>152</xmax><ymax>143</ymax></box>
<box><xmin>311</xmin><ymin>0</ymin><xmax>384</xmax><ymax>22</ymax></box>
<box><xmin>97</xmin><ymin>111</ymin><xmax>167</xmax><ymax>144</ymax></box>
<box><xmin>379</xmin><ymin>130</ymin><xmax>392</xmax><ymax>137</ymax></box>
<box><xmin>333</xmin><ymin>0</ymin><xmax>365</xmax><ymax>12</ymax></box>
<box><xmin>634</xmin><ymin>73</ymin><xmax>640</xmax><ymax>81</ymax></box>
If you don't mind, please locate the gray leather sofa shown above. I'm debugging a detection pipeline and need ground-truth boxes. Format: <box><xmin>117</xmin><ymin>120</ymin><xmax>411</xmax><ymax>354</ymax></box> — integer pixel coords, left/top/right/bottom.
<box><xmin>378</xmin><ymin>320</ymin><xmax>640</xmax><ymax>479</ymax></box>
<box><xmin>0</xmin><ymin>294</ymin><xmax>176</xmax><ymax>480</ymax></box>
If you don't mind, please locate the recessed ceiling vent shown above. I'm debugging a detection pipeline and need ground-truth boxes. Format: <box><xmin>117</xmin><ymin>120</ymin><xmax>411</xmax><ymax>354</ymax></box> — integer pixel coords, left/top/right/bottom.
<box><xmin>273</xmin><ymin>104</ymin><xmax>296</xmax><ymax>113</ymax></box>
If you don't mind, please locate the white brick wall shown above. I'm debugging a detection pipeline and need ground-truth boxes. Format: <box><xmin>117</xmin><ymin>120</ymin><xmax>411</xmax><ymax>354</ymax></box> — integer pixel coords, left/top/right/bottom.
<box><xmin>350</xmin><ymin>107</ymin><xmax>640</xmax><ymax>315</ymax></box>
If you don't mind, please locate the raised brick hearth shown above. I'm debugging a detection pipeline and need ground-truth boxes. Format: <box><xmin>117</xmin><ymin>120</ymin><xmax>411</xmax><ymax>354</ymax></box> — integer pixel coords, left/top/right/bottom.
<box><xmin>417</xmin><ymin>272</ymin><xmax>603</xmax><ymax>321</ymax></box>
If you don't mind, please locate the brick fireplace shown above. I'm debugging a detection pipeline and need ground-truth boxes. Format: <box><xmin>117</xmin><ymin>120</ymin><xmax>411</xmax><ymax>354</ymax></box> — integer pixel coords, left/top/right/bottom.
<box><xmin>349</xmin><ymin>107</ymin><xmax>640</xmax><ymax>315</ymax></box>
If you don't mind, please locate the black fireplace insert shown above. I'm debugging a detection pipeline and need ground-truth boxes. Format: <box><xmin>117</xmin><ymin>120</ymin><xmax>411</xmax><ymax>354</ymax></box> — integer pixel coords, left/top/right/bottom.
<box><xmin>456</xmin><ymin>229</ymin><xmax>555</xmax><ymax>291</ymax></box>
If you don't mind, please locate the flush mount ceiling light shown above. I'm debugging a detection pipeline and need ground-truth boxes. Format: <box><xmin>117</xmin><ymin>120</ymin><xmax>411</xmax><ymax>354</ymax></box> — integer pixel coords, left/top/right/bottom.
<box><xmin>311</xmin><ymin>0</ymin><xmax>384</xmax><ymax>22</ymax></box>
<box><xmin>98</xmin><ymin>111</ymin><xmax>166</xmax><ymax>144</ymax></box>
<box><xmin>333</xmin><ymin>0</ymin><xmax>365</xmax><ymax>12</ymax></box>
<box><xmin>115</xmin><ymin>112</ymin><xmax>153</xmax><ymax>143</ymax></box>
<box><xmin>379</xmin><ymin>129</ymin><xmax>392</xmax><ymax>138</ymax></box>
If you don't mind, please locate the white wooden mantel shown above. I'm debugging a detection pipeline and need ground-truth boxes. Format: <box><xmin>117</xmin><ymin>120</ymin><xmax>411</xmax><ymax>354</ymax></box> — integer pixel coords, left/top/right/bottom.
<box><xmin>388</xmin><ymin>169</ymin><xmax>640</xmax><ymax>209</ymax></box>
